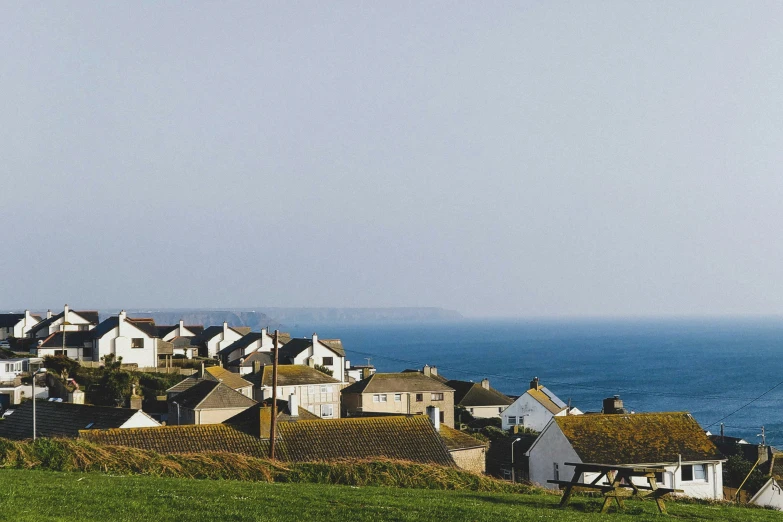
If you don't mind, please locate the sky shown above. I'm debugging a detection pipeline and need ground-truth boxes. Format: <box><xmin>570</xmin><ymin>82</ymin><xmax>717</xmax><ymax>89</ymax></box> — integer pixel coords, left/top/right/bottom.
<box><xmin>1</xmin><ymin>2</ymin><xmax>782</xmax><ymax>317</ymax></box>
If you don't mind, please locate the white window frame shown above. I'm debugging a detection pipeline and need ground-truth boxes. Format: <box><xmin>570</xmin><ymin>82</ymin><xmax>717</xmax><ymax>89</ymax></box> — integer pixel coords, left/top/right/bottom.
<box><xmin>394</xmin><ymin>394</ymin><xmax>402</xmax><ymax>402</ymax></box>
<box><xmin>320</xmin><ymin>404</ymin><xmax>334</xmax><ymax>418</ymax></box>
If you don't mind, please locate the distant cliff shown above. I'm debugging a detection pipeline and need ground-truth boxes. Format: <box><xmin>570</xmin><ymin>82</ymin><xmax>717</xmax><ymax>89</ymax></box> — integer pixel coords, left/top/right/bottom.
<box><xmin>123</xmin><ymin>310</ymin><xmax>280</xmax><ymax>330</ymax></box>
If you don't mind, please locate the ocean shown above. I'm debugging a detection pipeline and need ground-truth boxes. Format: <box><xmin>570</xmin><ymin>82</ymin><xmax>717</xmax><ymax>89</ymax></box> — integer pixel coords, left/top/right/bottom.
<box><xmin>286</xmin><ymin>318</ymin><xmax>783</xmax><ymax>443</ymax></box>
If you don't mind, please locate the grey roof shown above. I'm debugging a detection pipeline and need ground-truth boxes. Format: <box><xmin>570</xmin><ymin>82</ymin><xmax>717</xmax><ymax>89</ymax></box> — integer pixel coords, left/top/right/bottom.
<box><xmin>92</xmin><ymin>316</ymin><xmax>159</xmax><ymax>339</ymax></box>
<box><xmin>445</xmin><ymin>380</ymin><xmax>513</xmax><ymax>408</ymax></box>
<box><xmin>166</xmin><ymin>376</ymin><xmax>203</xmax><ymax>395</ymax></box>
<box><xmin>341</xmin><ymin>373</ymin><xmax>454</xmax><ymax>395</ymax></box>
<box><xmin>227</xmin><ymin>351</ymin><xmax>273</xmax><ymax>368</ymax></box>
<box><xmin>249</xmin><ymin>364</ymin><xmax>340</xmax><ymax>387</ymax></box>
<box><xmin>171</xmin><ymin>380</ymin><xmax>256</xmax><ymax>410</ymax></box>
<box><xmin>0</xmin><ymin>314</ymin><xmax>25</xmax><ymax>328</ymax></box>
<box><xmin>218</xmin><ymin>332</ymin><xmax>263</xmax><ymax>357</ymax></box>
<box><xmin>32</xmin><ymin>310</ymin><xmax>100</xmax><ymax>335</ymax></box>
<box><xmin>91</xmin><ymin>317</ymin><xmax>119</xmax><ymax>338</ymax></box>
<box><xmin>278</xmin><ymin>337</ymin><xmax>345</xmax><ymax>361</ymax></box>
<box><xmin>38</xmin><ymin>331</ymin><xmax>93</xmax><ymax>348</ymax></box>
<box><xmin>0</xmin><ymin>401</ymin><xmax>152</xmax><ymax>440</ymax></box>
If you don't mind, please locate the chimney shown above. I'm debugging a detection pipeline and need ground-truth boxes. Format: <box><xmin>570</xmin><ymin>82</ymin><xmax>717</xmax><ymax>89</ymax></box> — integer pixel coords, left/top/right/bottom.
<box><xmin>530</xmin><ymin>377</ymin><xmax>540</xmax><ymax>390</ymax></box>
<box><xmin>253</xmin><ymin>360</ymin><xmax>262</xmax><ymax>374</ymax></box>
<box><xmin>63</xmin><ymin>304</ymin><xmax>69</xmax><ymax>322</ymax></box>
<box><xmin>289</xmin><ymin>393</ymin><xmax>299</xmax><ymax>416</ymax></box>
<box><xmin>118</xmin><ymin>310</ymin><xmax>127</xmax><ymax>337</ymax></box>
<box><xmin>179</xmin><ymin>319</ymin><xmax>184</xmax><ymax>336</ymax></box>
<box><xmin>46</xmin><ymin>309</ymin><xmax>52</xmax><ymax>319</ymax></box>
<box><xmin>426</xmin><ymin>406</ymin><xmax>440</xmax><ymax>432</ymax></box>
<box><xmin>361</xmin><ymin>367</ymin><xmax>372</xmax><ymax>379</ymax></box>
<box><xmin>759</xmin><ymin>444</ymin><xmax>770</xmax><ymax>466</ymax></box>
<box><xmin>602</xmin><ymin>395</ymin><xmax>625</xmax><ymax>414</ymax></box>
<box><xmin>311</xmin><ymin>333</ymin><xmax>318</xmax><ymax>357</ymax></box>
<box><xmin>129</xmin><ymin>384</ymin><xmax>142</xmax><ymax>409</ymax></box>
<box><xmin>223</xmin><ymin>321</ymin><xmax>228</xmax><ymax>338</ymax></box>
<box><xmin>481</xmin><ymin>378</ymin><xmax>490</xmax><ymax>390</ymax></box>
<box><xmin>24</xmin><ymin>310</ymin><xmax>33</xmax><ymax>323</ymax></box>
<box><xmin>68</xmin><ymin>389</ymin><xmax>85</xmax><ymax>405</ymax></box>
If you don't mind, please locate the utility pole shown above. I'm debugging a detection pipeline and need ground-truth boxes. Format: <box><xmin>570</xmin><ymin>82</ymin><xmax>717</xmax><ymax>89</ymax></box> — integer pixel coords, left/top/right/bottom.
<box><xmin>269</xmin><ymin>329</ymin><xmax>279</xmax><ymax>459</ymax></box>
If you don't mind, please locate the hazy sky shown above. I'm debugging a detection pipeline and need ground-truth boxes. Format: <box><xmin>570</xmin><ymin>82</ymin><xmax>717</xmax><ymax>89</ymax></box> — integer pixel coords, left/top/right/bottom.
<box><xmin>2</xmin><ymin>2</ymin><xmax>782</xmax><ymax>317</ymax></box>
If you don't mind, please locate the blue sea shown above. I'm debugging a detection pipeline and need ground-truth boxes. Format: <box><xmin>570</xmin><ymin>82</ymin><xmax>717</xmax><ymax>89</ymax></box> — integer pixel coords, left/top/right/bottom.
<box><xmin>286</xmin><ymin>318</ymin><xmax>783</xmax><ymax>443</ymax></box>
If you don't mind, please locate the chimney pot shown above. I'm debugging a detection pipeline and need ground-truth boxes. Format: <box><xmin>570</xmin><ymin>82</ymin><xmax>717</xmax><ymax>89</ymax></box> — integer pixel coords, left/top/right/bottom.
<box><xmin>289</xmin><ymin>393</ymin><xmax>299</xmax><ymax>416</ymax></box>
<box><xmin>481</xmin><ymin>378</ymin><xmax>490</xmax><ymax>390</ymax></box>
<box><xmin>530</xmin><ymin>377</ymin><xmax>540</xmax><ymax>390</ymax></box>
<box><xmin>426</xmin><ymin>406</ymin><xmax>440</xmax><ymax>432</ymax></box>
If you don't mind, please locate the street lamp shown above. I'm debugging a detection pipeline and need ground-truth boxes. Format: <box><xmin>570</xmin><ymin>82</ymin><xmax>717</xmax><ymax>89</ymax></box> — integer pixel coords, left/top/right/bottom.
<box><xmin>173</xmin><ymin>401</ymin><xmax>180</xmax><ymax>425</ymax></box>
<box><xmin>511</xmin><ymin>436</ymin><xmax>522</xmax><ymax>482</ymax></box>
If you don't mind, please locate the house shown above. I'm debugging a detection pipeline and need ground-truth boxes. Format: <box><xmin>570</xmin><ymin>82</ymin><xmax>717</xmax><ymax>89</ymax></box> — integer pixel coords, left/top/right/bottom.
<box><xmin>226</xmin><ymin>350</ymin><xmax>273</xmax><ymax>375</ymax></box>
<box><xmin>224</xmin><ymin>398</ymin><xmax>321</xmax><ymax>437</ymax></box>
<box><xmin>81</xmin><ymin>413</ymin><xmax>456</xmax><ymax>467</ymax></box>
<box><xmin>501</xmin><ymin>377</ymin><xmax>582</xmax><ymax>432</ymax></box>
<box><xmin>91</xmin><ymin>311</ymin><xmax>160</xmax><ymax>367</ymax></box>
<box><xmin>431</xmin><ymin>407</ymin><xmax>488</xmax><ymax>474</ymax></box>
<box><xmin>197</xmin><ymin>322</ymin><xmax>248</xmax><ymax>358</ymax></box>
<box><xmin>218</xmin><ymin>329</ymin><xmax>291</xmax><ymax>367</ymax></box>
<box><xmin>446</xmin><ymin>378</ymin><xmax>513</xmax><ymax>421</ymax></box>
<box><xmin>526</xmin><ymin>412</ymin><xmax>726</xmax><ymax>499</ymax></box>
<box><xmin>165</xmin><ymin>376</ymin><xmax>202</xmax><ymax>401</ymax></box>
<box><xmin>248</xmin><ymin>364</ymin><xmax>345</xmax><ymax>419</ymax></box>
<box><xmin>168</xmin><ymin>380</ymin><xmax>256</xmax><ymax>425</ymax></box>
<box><xmin>29</xmin><ymin>305</ymin><xmax>99</xmax><ymax>339</ymax></box>
<box><xmin>0</xmin><ymin>311</ymin><xmax>41</xmax><ymax>340</ymax></box>
<box><xmin>341</xmin><ymin>372</ymin><xmax>456</xmax><ymax>428</ymax></box>
<box><xmin>0</xmin><ymin>358</ymin><xmax>26</xmax><ymax>408</ymax></box>
<box><xmin>35</xmin><ymin>331</ymin><xmax>94</xmax><ymax>360</ymax></box>
<box><xmin>345</xmin><ymin>363</ymin><xmax>375</xmax><ymax>382</ymax></box>
<box><xmin>750</xmin><ymin>452</ymin><xmax>783</xmax><ymax>510</ymax></box>
<box><xmin>0</xmin><ymin>400</ymin><xmax>159</xmax><ymax>439</ymax></box>
<box><xmin>156</xmin><ymin>320</ymin><xmax>204</xmax><ymax>358</ymax></box>
<box><xmin>277</xmin><ymin>333</ymin><xmax>346</xmax><ymax>382</ymax></box>
<box><xmin>203</xmin><ymin>365</ymin><xmax>253</xmax><ymax>398</ymax></box>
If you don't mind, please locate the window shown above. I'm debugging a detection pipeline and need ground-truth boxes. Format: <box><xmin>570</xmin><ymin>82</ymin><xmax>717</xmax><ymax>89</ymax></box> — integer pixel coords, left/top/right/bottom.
<box><xmin>54</xmin><ymin>350</ymin><xmax>66</xmax><ymax>356</ymax></box>
<box><xmin>320</xmin><ymin>385</ymin><xmax>328</xmax><ymax>393</ymax></box>
<box><xmin>470</xmin><ymin>408</ymin><xmax>474</xmax><ymax>414</ymax></box>
<box><xmin>131</xmin><ymin>338</ymin><xmax>144</xmax><ymax>348</ymax></box>
<box><xmin>320</xmin><ymin>404</ymin><xmax>334</xmax><ymax>418</ymax></box>
<box><xmin>654</xmin><ymin>472</ymin><xmax>664</xmax><ymax>485</ymax></box>
<box><xmin>82</xmin><ymin>347</ymin><xmax>93</xmax><ymax>358</ymax></box>
<box><xmin>439</xmin><ymin>411</ymin><xmax>444</xmax><ymax>423</ymax></box>
<box><xmin>415</xmin><ymin>393</ymin><xmax>423</xmax><ymax>402</ymax></box>
<box><xmin>394</xmin><ymin>394</ymin><xmax>402</xmax><ymax>402</ymax></box>
<box><xmin>681</xmin><ymin>464</ymin><xmax>706</xmax><ymax>481</ymax></box>
<box><xmin>431</xmin><ymin>393</ymin><xmax>444</xmax><ymax>401</ymax></box>
<box><xmin>322</xmin><ymin>357</ymin><xmax>334</xmax><ymax>366</ymax></box>
<box><xmin>373</xmin><ymin>394</ymin><xmax>387</xmax><ymax>403</ymax></box>
<box><xmin>308</xmin><ymin>386</ymin><xmax>315</xmax><ymax>395</ymax></box>
<box><xmin>508</xmin><ymin>416</ymin><xmax>517</xmax><ymax>425</ymax></box>
<box><xmin>553</xmin><ymin>463</ymin><xmax>560</xmax><ymax>481</ymax></box>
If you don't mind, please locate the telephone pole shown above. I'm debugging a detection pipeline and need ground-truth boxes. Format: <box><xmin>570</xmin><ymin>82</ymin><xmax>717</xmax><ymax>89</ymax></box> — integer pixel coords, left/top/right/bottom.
<box><xmin>269</xmin><ymin>329</ymin><xmax>279</xmax><ymax>459</ymax></box>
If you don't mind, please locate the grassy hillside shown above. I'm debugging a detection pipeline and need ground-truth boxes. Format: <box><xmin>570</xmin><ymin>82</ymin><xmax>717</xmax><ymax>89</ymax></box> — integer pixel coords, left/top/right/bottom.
<box><xmin>0</xmin><ymin>469</ymin><xmax>778</xmax><ymax>522</ymax></box>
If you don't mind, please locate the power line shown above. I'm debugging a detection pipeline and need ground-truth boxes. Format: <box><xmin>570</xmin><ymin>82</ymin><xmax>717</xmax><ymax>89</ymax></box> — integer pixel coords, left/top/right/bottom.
<box><xmin>347</xmin><ymin>348</ymin><xmax>783</xmax><ymax>404</ymax></box>
<box><xmin>705</xmin><ymin>378</ymin><xmax>783</xmax><ymax>428</ymax></box>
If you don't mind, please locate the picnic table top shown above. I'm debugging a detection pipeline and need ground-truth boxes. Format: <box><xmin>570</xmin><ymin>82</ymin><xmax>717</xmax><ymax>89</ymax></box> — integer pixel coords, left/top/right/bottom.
<box><xmin>564</xmin><ymin>462</ymin><xmax>666</xmax><ymax>473</ymax></box>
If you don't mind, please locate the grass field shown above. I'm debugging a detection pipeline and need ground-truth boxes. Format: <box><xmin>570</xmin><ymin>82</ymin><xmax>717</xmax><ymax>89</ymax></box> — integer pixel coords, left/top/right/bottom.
<box><xmin>0</xmin><ymin>469</ymin><xmax>779</xmax><ymax>522</ymax></box>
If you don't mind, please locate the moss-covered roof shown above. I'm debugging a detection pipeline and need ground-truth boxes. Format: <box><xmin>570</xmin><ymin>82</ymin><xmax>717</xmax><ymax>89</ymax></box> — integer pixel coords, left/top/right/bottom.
<box><xmin>204</xmin><ymin>366</ymin><xmax>253</xmax><ymax>390</ymax></box>
<box><xmin>80</xmin><ymin>424</ymin><xmax>269</xmax><ymax>457</ymax></box>
<box><xmin>172</xmin><ymin>380</ymin><xmax>256</xmax><ymax>410</ymax></box>
<box><xmin>527</xmin><ymin>387</ymin><xmax>566</xmax><ymax>415</ymax></box>
<box><xmin>445</xmin><ymin>380</ymin><xmax>513</xmax><ymax>408</ymax></box>
<box><xmin>438</xmin><ymin>425</ymin><xmax>487</xmax><ymax>451</ymax></box>
<box><xmin>255</xmin><ymin>364</ymin><xmax>341</xmax><ymax>387</ymax></box>
<box><xmin>555</xmin><ymin>412</ymin><xmax>725</xmax><ymax>465</ymax></box>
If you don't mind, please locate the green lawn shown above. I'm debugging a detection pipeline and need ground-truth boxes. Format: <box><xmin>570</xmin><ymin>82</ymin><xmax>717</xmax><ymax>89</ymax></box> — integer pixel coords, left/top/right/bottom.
<box><xmin>0</xmin><ymin>469</ymin><xmax>778</xmax><ymax>522</ymax></box>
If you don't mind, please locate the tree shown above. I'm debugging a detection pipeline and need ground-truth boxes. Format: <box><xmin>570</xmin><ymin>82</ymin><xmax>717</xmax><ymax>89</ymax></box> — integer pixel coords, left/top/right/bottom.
<box><xmin>43</xmin><ymin>355</ymin><xmax>81</xmax><ymax>381</ymax></box>
<box><xmin>88</xmin><ymin>354</ymin><xmax>137</xmax><ymax>406</ymax></box>
<box><xmin>724</xmin><ymin>454</ymin><xmax>767</xmax><ymax>495</ymax></box>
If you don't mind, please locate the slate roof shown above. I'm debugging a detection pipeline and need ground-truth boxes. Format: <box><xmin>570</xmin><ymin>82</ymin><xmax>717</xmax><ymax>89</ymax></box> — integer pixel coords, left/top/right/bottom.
<box><xmin>166</xmin><ymin>376</ymin><xmax>202</xmax><ymax>395</ymax></box>
<box><xmin>38</xmin><ymin>331</ymin><xmax>94</xmax><ymax>348</ymax></box>
<box><xmin>439</xmin><ymin>425</ymin><xmax>488</xmax><ymax>451</ymax></box>
<box><xmin>204</xmin><ymin>366</ymin><xmax>253</xmax><ymax>390</ymax></box>
<box><xmin>227</xmin><ymin>350</ymin><xmax>273</xmax><ymax>369</ymax></box>
<box><xmin>156</xmin><ymin>324</ymin><xmax>204</xmax><ymax>338</ymax></box>
<box><xmin>276</xmin><ymin>415</ymin><xmax>454</xmax><ymax>466</ymax></box>
<box><xmin>91</xmin><ymin>316</ymin><xmax>158</xmax><ymax>339</ymax></box>
<box><xmin>170</xmin><ymin>380</ymin><xmax>256</xmax><ymax>410</ymax></box>
<box><xmin>402</xmin><ymin>368</ymin><xmax>449</xmax><ymax>383</ymax></box>
<box><xmin>278</xmin><ymin>337</ymin><xmax>345</xmax><ymax>361</ymax></box>
<box><xmin>0</xmin><ymin>401</ymin><xmax>155</xmax><ymax>440</ymax></box>
<box><xmin>90</xmin><ymin>317</ymin><xmax>120</xmax><ymax>338</ymax></box>
<box><xmin>252</xmin><ymin>365</ymin><xmax>341</xmax><ymax>387</ymax></box>
<box><xmin>198</xmin><ymin>325</ymin><xmax>246</xmax><ymax>343</ymax></box>
<box><xmin>341</xmin><ymin>373</ymin><xmax>454</xmax><ymax>395</ymax></box>
<box><xmin>445</xmin><ymin>380</ymin><xmax>513</xmax><ymax>408</ymax></box>
<box><xmin>553</xmin><ymin>412</ymin><xmax>725</xmax><ymax>465</ymax></box>
<box><xmin>218</xmin><ymin>332</ymin><xmax>263</xmax><ymax>357</ymax></box>
<box><xmin>80</xmin><ymin>424</ymin><xmax>269</xmax><ymax>457</ymax></box>
<box><xmin>0</xmin><ymin>314</ymin><xmax>25</xmax><ymax>328</ymax></box>
<box><xmin>127</xmin><ymin>318</ymin><xmax>158</xmax><ymax>337</ymax></box>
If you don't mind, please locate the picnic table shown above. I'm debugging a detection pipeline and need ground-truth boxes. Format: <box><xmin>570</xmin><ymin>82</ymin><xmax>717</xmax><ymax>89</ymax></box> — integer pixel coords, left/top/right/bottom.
<box><xmin>548</xmin><ymin>462</ymin><xmax>683</xmax><ymax>514</ymax></box>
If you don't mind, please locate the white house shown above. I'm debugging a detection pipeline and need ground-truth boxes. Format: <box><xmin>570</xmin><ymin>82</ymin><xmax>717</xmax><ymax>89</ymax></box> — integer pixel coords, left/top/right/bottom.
<box><xmin>445</xmin><ymin>378</ymin><xmax>513</xmax><ymax>420</ymax></box>
<box><xmin>526</xmin><ymin>412</ymin><xmax>726</xmax><ymax>500</ymax></box>
<box><xmin>200</xmin><ymin>322</ymin><xmax>246</xmax><ymax>358</ymax></box>
<box><xmin>0</xmin><ymin>311</ymin><xmax>42</xmax><ymax>340</ymax></box>
<box><xmin>278</xmin><ymin>334</ymin><xmax>346</xmax><ymax>382</ymax></box>
<box><xmin>501</xmin><ymin>377</ymin><xmax>582</xmax><ymax>431</ymax></box>
<box><xmin>29</xmin><ymin>305</ymin><xmax>99</xmax><ymax>339</ymax></box>
<box><xmin>218</xmin><ymin>328</ymin><xmax>290</xmax><ymax>365</ymax></box>
<box><xmin>156</xmin><ymin>320</ymin><xmax>204</xmax><ymax>342</ymax></box>
<box><xmin>92</xmin><ymin>310</ymin><xmax>159</xmax><ymax>367</ymax></box>
<box><xmin>749</xmin><ymin>452</ymin><xmax>783</xmax><ymax>510</ymax></box>
<box><xmin>35</xmin><ymin>331</ymin><xmax>94</xmax><ymax>360</ymax></box>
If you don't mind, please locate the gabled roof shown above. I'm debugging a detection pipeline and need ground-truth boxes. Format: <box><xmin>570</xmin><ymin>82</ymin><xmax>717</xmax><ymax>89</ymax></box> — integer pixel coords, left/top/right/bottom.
<box><xmin>127</xmin><ymin>318</ymin><xmax>158</xmax><ymax>337</ymax></box>
<box><xmin>204</xmin><ymin>366</ymin><xmax>253</xmax><ymax>390</ymax></box>
<box><xmin>227</xmin><ymin>350</ymin><xmax>273</xmax><ymax>368</ymax></box>
<box><xmin>341</xmin><ymin>372</ymin><xmax>453</xmax><ymax>395</ymax></box>
<box><xmin>91</xmin><ymin>316</ymin><xmax>159</xmax><ymax>339</ymax></box>
<box><xmin>526</xmin><ymin>386</ymin><xmax>567</xmax><ymax>415</ymax></box>
<box><xmin>90</xmin><ymin>317</ymin><xmax>119</xmax><ymax>338</ymax></box>
<box><xmin>445</xmin><ymin>380</ymin><xmax>513</xmax><ymax>408</ymax></box>
<box><xmin>277</xmin><ymin>415</ymin><xmax>454</xmax><ymax>465</ymax></box>
<box><xmin>552</xmin><ymin>412</ymin><xmax>725</xmax><ymax>465</ymax></box>
<box><xmin>171</xmin><ymin>380</ymin><xmax>256</xmax><ymax>410</ymax></box>
<box><xmin>218</xmin><ymin>332</ymin><xmax>263</xmax><ymax>356</ymax></box>
<box><xmin>38</xmin><ymin>331</ymin><xmax>93</xmax><ymax>348</ymax></box>
<box><xmin>29</xmin><ymin>310</ymin><xmax>100</xmax><ymax>336</ymax></box>
<box><xmin>81</xmin><ymin>424</ymin><xmax>269</xmax><ymax>457</ymax></box>
<box><xmin>0</xmin><ymin>401</ymin><xmax>157</xmax><ymax>440</ymax></box>
<box><xmin>278</xmin><ymin>337</ymin><xmax>345</xmax><ymax>361</ymax></box>
<box><xmin>252</xmin><ymin>365</ymin><xmax>340</xmax><ymax>387</ymax></box>
<box><xmin>439</xmin><ymin>425</ymin><xmax>488</xmax><ymax>451</ymax></box>
<box><xmin>166</xmin><ymin>376</ymin><xmax>202</xmax><ymax>395</ymax></box>
<box><xmin>224</xmin><ymin>401</ymin><xmax>320</xmax><ymax>437</ymax></box>
<box><xmin>156</xmin><ymin>324</ymin><xmax>204</xmax><ymax>338</ymax></box>
<box><xmin>198</xmin><ymin>325</ymin><xmax>246</xmax><ymax>343</ymax></box>
<box><xmin>0</xmin><ymin>314</ymin><xmax>25</xmax><ymax>328</ymax></box>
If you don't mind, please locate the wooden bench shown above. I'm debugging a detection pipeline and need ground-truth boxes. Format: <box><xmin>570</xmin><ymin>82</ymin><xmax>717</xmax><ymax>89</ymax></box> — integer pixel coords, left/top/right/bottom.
<box><xmin>548</xmin><ymin>462</ymin><xmax>683</xmax><ymax>514</ymax></box>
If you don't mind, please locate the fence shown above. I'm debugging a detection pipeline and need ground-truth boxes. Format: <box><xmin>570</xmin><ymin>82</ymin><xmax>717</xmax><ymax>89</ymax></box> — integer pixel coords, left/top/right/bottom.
<box><xmin>76</xmin><ymin>360</ymin><xmax>196</xmax><ymax>376</ymax></box>
<box><xmin>723</xmin><ymin>486</ymin><xmax>750</xmax><ymax>503</ymax></box>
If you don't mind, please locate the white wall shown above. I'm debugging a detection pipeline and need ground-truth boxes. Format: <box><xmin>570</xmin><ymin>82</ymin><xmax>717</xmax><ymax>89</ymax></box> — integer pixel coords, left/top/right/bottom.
<box><xmin>527</xmin><ymin>421</ymin><xmax>582</xmax><ymax>488</ymax></box>
<box><xmin>119</xmin><ymin>410</ymin><xmax>161</xmax><ymax>428</ymax></box>
<box><xmin>502</xmin><ymin>393</ymin><xmax>558</xmax><ymax>431</ymax></box>
<box><xmin>96</xmin><ymin>321</ymin><xmax>157</xmax><ymax>367</ymax></box>
<box><xmin>752</xmin><ymin>479</ymin><xmax>783</xmax><ymax>510</ymax></box>
<box><xmin>207</xmin><ymin>327</ymin><xmax>244</xmax><ymax>357</ymax></box>
<box><xmin>291</xmin><ymin>341</ymin><xmax>345</xmax><ymax>382</ymax></box>
<box><xmin>257</xmin><ymin>382</ymin><xmax>343</xmax><ymax>419</ymax></box>
<box><xmin>468</xmin><ymin>405</ymin><xmax>506</xmax><ymax>419</ymax></box>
